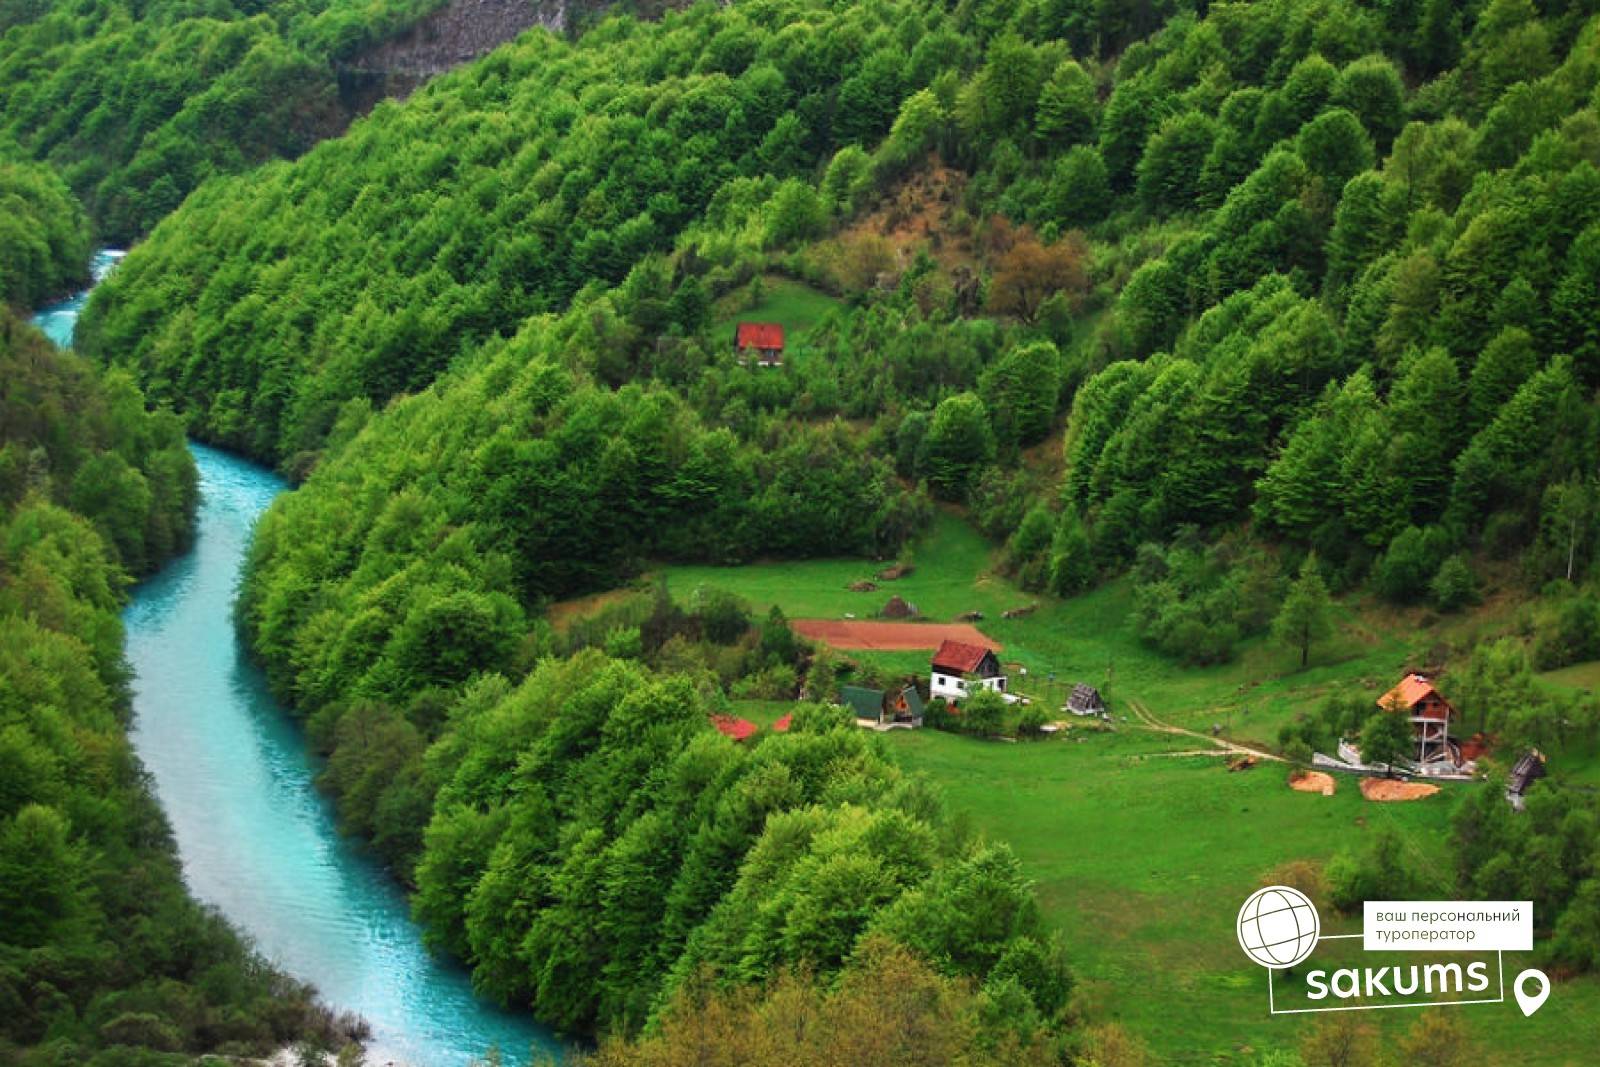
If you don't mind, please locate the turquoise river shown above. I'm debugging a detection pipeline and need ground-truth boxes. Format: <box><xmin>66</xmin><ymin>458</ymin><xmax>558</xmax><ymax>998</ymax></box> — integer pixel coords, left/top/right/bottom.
<box><xmin>34</xmin><ymin>254</ymin><xmax>562</xmax><ymax>1066</ymax></box>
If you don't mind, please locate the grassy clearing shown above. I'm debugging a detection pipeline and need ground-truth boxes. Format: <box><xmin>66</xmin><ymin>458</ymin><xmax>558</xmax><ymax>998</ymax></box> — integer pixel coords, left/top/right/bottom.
<box><xmin>659</xmin><ymin>513</ymin><xmax>1600</xmax><ymax>1062</ymax></box>
<box><xmin>664</xmin><ymin>513</ymin><xmax>1422</xmax><ymax>743</ymax></box>
<box><xmin>880</xmin><ymin>729</ymin><xmax>1599</xmax><ymax>1064</ymax></box>
<box><xmin>709</xmin><ymin>274</ymin><xmax>843</xmax><ymax>352</ymax></box>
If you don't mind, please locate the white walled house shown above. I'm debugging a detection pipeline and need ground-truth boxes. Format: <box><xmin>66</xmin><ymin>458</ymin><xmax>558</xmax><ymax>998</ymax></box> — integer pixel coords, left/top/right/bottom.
<box><xmin>930</xmin><ymin>639</ymin><xmax>1006</xmax><ymax>701</ymax></box>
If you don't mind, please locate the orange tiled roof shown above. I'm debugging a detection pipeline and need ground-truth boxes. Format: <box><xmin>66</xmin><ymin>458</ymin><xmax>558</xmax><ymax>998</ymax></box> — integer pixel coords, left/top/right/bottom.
<box><xmin>736</xmin><ymin>321</ymin><xmax>784</xmax><ymax>350</ymax></box>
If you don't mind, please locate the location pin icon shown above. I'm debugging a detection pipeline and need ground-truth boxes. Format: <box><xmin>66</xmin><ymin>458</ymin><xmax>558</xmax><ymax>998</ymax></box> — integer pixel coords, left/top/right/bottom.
<box><xmin>1513</xmin><ymin>968</ymin><xmax>1550</xmax><ymax>1017</ymax></box>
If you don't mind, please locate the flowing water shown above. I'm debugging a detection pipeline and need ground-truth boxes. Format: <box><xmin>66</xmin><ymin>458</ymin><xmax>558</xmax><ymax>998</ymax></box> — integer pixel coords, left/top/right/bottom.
<box><xmin>34</xmin><ymin>259</ymin><xmax>561</xmax><ymax>1067</ymax></box>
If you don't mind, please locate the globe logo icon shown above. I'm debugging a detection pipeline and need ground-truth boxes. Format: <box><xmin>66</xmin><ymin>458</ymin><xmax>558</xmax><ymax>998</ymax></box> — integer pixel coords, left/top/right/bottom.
<box><xmin>1237</xmin><ymin>885</ymin><xmax>1320</xmax><ymax>968</ymax></box>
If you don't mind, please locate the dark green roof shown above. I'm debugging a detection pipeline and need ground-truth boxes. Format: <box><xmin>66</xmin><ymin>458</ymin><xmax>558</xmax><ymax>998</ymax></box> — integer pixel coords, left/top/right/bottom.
<box><xmin>839</xmin><ymin>685</ymin><xmax>884</xmax><ymax>719</ymax></box>
<box><xmin>899</xmin><ymin>685</ymin><xmax>925</xmax><ymax>718</ymax></box>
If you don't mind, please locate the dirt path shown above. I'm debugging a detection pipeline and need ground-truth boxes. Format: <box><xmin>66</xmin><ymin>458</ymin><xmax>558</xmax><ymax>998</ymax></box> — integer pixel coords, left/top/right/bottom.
<box><xmin>791</xmin><ymin>619</ymin><xmax>1000</xmax><ymax>652</ymax></box>
<box><xmin>1124</xmin><ymin>699</ymin><xmax>1285</xmax><ymax>763</ymax></box>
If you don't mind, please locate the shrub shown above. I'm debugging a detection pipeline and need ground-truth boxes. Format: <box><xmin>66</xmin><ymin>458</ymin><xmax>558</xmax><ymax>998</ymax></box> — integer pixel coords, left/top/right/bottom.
<box><xmin>1016</xmin><ymin>705</ymin><xmax>1050</xmax><ymax>738</ymax></box>
<box><xmin>1430</xmin><ymin>554</ymin><xmax>1479</xmax><ymax>612</ymax></box>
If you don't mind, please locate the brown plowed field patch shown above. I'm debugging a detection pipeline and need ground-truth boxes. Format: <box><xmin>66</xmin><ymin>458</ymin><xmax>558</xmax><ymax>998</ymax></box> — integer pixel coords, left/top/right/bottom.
<box><xmin>1360</xmin><ymin>778</ymin><xmax>1440</xmax><ymax>802</ymax></box>
<box><xmin>791</xmin><ymin>619</ymin><xmax>1000</xmax><ymax>652</ymax></box>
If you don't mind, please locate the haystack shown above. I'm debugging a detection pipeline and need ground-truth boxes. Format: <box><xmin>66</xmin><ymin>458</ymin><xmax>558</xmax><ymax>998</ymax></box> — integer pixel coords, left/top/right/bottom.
<box><xmin>881</xmin><ymin>595</ymin><xmax>918</xmax><ymax>619</ymax></box>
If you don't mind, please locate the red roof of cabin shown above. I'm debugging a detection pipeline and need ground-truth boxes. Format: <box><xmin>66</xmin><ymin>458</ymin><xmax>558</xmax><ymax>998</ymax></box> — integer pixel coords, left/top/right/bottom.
<box><xmin>736</xmin><ymin>322</ymin><xmax>785</xmax><ymax>350</ymax></box>
<box><xmin>932</xmin><ymin>639</ymin><xmax>993</xmax><ymax>674</ymax></box>
<box><xmin>1378</xmin><ymin>674</ymin><xmax>1455</xmax><ymax>718</ymax></box>
<box><xmin>710</xmin><ymin>714</ymin><xmax>758</xmax><ymax>741</ymax></box>
<box><xmin>772</xmin><ymin>713</ymin><xmax>793</xmax><ymax>733</ymax></box>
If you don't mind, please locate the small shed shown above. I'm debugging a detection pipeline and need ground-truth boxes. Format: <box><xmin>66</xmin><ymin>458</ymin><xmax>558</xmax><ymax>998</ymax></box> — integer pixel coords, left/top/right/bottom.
<box><xmin>841</xmin><ymin>685</ymin><xmax>887</xmax><ymax>722</ymax></box>
<box><xmin>735</xmin><ymin>321</ymin><xmax>785</xmax><ymax>366</ymax></box>
<box><xmin>838</xmin><ymin>683</ymin><xmax>924</xmax><ymax>728</ymax></box>
<box><xmin>1066</xmin><ymin>683</ymin><xmax>1106</xmax><ymax>718</ymax></box>
<box><xmin>1507</xmin><ymin>749</ymin><xmax>1548</xmax><ymax>810</ymax></box>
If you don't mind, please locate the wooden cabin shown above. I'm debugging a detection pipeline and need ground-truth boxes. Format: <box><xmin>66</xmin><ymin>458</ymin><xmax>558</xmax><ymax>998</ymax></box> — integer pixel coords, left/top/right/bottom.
<box><xmin>1377</xmin><ymin>673</ymin><xmax>1460</xmax><ymax>768</ymax></box>
<box><xmin>735</xmin><ymin>321</ymin><xmax>785</xmax><ymax>366</ymax></box>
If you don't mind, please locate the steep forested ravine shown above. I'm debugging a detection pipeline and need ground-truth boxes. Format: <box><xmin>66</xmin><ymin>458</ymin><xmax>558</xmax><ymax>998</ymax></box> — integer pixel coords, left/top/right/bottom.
<box><xmin>21</xmin><ymin>278</ymin><xmax>561</xmax><ymax>1065</ymax></box>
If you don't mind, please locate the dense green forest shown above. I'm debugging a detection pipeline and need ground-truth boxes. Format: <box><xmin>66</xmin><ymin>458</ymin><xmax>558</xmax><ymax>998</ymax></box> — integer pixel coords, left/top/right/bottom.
<box><xmin>0</xmin><ymin>310</ymin><xmax>352</xmax><ymax>1063</ymax></box>
<box><xmin>0</xmin><ymin>148</ymin><xmax>89</xmax><ymax>307</ymax></box>
<box><xmin>0</xmin><ymin>0</ymin><xmax>450</xmax><ymax>239</ymax></box>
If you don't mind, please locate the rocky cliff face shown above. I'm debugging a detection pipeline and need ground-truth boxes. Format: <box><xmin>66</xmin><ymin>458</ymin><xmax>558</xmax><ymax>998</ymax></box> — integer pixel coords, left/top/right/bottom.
<box><xmin>338</xmin><ymin>0</ymin><xmax>566</xmax><ymax>111</ymax></box>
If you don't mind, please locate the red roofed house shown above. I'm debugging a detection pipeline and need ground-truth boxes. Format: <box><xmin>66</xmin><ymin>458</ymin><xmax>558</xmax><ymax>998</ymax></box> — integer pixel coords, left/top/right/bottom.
<box><xmin>930</xmin><ymin>639</ymin><xmax>1005</xmax><ymax>702</ymax></box>
<box><xmin>710</xmin><ymin>714</ymin><xmax>758</xmax><ymax>742</ymax></box>
<box><xmin>1377</xmin><ymin>673</ymin><xmax>1460</xmax><ymax>769</ymax></box>
<box><xmin>735</xmin><ymin>321</ymin><xmax>785</xmax><ymax>366</ymax></box>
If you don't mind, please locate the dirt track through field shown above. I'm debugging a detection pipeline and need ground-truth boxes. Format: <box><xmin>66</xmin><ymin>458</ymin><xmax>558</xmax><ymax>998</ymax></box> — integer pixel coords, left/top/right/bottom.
<box><xmin>1125</xmin><ymin>699</ymin><xmax>1284</xmax><ymax>762</ymax></box>
<box><xmin>791</xmin><ymin>619</ymin><xmax>1001</xmax><ymax>652</ymax></box>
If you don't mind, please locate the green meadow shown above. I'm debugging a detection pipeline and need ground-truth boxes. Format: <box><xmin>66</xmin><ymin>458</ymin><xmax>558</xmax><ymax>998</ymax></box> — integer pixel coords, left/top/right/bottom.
<box><xmin>710</xmin><ymin>274</ymin><xmax>844</xmax><ymax>353</ymax></box>
<box><xmin>662</xmin><ymin>515</ymin><xmax>1600</xmax><ymax>1063</ymax></box>
<box><xmin>663</xmin><ymin>513</ymin><xmax>1428</xmax><ymax>745</ymax></box>
<box><xmin>879</xmin><ymin>729</ymin><xmax>1596</xmax><ymax>1064</ymax></box>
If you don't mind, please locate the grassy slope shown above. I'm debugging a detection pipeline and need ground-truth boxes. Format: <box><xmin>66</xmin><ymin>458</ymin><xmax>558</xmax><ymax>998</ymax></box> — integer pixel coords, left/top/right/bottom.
<box><xmin>660</xmin><ymin>515</ymin><xmax>1600</xmax><ymax>1063</ymax></box>
<box><xmin>709</xmin><ymin>274</ymin><xmax>843</xmax><ymax>352</ymax></box>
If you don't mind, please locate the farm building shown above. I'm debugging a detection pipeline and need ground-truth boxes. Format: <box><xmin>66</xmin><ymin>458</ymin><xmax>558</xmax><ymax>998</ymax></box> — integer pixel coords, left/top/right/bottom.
<box><xmin>1507</xmin><ymin>749</ymin><xmax>1548</xmax><ymax>810</ymax></box>
<box><xmin>839</xmin><ymin>683</ymin><xmax>924</xmax><ymax>728</ymax></box>
<box><xmin>1066</xmin><ymin>683</ymin><xmax>1106</xmax><ymax>718</ymax></box>
<box><xmin>930</xmin><ymin>639</ymin><xmax>1006</xmax><ymax>701</ymax></box>
<box><xmin>1376</xmin><ymin>674</ymin><xmax>1466</xmax><ymax>771</ymax></box>
<box><xmin>735</xmin><ymin>321</ymin><xmax>785</xmax><ymax>366</ymax></box>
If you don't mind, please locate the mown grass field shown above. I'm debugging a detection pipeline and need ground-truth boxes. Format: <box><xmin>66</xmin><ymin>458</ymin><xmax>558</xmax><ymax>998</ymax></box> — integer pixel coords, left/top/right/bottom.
<box><xmin>659</xmin><ymin>515</ymin><xmax>1600</xmax><ymax>1063</ymax></box>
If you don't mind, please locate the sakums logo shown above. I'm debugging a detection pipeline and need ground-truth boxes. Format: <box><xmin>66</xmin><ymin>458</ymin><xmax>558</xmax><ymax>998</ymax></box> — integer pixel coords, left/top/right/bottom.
<box><xmin>1237</xmin><ymin>886</ymin><xmax>1321</xmax><ymax>968</ymax></box>
<box><xmin>1235</xmin><ymin>887</ymin><xmax>1552</xmax><ymax>1018</ymax></box>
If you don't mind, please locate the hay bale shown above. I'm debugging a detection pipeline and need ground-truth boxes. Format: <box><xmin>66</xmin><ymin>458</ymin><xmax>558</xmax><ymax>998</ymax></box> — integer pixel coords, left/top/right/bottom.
<box><xmin>877</xmin><ymin>562</ymin><xmax>914</xmax><ymax>581</ymax></box>
<box><xmin>880</xmin><ymin>595</ymin><xmax>918</xmax><ymax>619</ymax></box>
<box><xmin>846</xmin><ymin>579</ymin><xmax>878</xmax><ymax>592</ymax></box>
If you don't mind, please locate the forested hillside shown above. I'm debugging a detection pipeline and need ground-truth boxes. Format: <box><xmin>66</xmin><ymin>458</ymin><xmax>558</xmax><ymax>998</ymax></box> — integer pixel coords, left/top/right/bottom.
<box><xmin>61</xmin><ymin>0</ymin><xmax>1600</xmax><ymax>1057</ymax></box>
<box><xmin>0</xmin><ymin>149</ymin><xmax>89</xmax><ymax>307</ymax></box>
<box><xmin>0</xmin><ymin>0</ymin><xmax>462</xmax><ymax>239</ymax></box>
